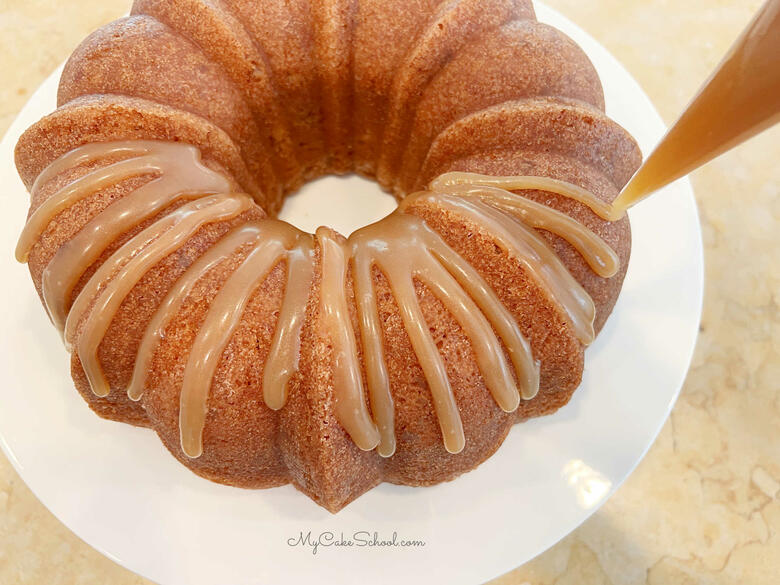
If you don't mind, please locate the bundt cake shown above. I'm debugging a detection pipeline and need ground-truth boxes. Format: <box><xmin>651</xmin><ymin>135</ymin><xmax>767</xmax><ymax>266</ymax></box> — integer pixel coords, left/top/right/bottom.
<box><xmin>14</xmin><ymin>0</ymin><xmax>641</xmax><ymax>512</ymax></box>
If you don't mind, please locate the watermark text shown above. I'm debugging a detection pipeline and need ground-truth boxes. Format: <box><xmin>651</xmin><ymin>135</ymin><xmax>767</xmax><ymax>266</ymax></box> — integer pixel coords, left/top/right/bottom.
<box><xmin>287</xmin><ymin>531</ymin><xmax>426</xmax><ymax>555</ymax></box>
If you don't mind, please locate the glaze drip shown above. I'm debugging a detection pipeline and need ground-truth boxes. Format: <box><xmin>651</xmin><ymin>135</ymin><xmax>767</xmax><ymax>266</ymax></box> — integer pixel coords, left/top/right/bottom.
<box><xmin>17</xmin><ymin>141</ymin><xmax>232</xmax><ymax>331</ymax></box>
<box><xmin>349</xmin><ymin>213</ymin><xmax>540</xmax><ymax>455</ymax></box>
<box><xmin>179</xmin><ymin>220</ymin><xmax>314</xmax><ymax>458</ymax></box>
<box><xmin>18</xmin><ymin>141</ymin><xmax>620</xmax><ymax>458</ymax></box>
<box><xmin>127</xmin><ymin>223</ymin><xmax>268</xmax><ymax>402</ymax></box>
<box><xmin>422</xmin><ymin>182</ymin><xmax>619</xmax><ymax>278</ymax></box>
<box><xmin>317</xmin><ymin>227</ymin><xmax>382</xmax><ymax>452</ymax></box>
<box><xmin>403</xmin><ymin>191</ymin><xmax>597</xmax><ymax>344</ymax></box>
<box><xmin>431</xmin><ymin>171</ymin><xmax>623</xmax><ymax>221</ymax></box>
<box><xmin>67</xmin><ymin>193</ymin><xmax>254</xmax><ymax>398</ymax></box>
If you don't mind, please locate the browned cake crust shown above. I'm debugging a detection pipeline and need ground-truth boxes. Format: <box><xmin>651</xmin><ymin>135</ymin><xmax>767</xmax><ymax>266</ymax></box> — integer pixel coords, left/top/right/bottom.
<box><xmin>14</xmin><ymin>0</ymin><xmax>641</xmax><ymax>511</ymax></box>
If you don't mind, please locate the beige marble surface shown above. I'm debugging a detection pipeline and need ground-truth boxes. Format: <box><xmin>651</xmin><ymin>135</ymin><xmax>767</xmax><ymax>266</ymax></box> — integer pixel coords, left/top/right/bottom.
<box><xmin>0</xmin><ymin>1</ymin><xmax>778</xmax><ymax>583</ymax></box>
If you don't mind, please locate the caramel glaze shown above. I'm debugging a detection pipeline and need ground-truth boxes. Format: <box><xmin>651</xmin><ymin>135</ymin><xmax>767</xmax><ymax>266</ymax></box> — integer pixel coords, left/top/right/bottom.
<box><xmin>18</xmin><ymin>141</ymin><xmax>622</xmax><ymax>458</ymax></box>
<box><xmin>16</xmin><ymin>141</ymin><xmax>232</xmax><ymax>331</ymax></box>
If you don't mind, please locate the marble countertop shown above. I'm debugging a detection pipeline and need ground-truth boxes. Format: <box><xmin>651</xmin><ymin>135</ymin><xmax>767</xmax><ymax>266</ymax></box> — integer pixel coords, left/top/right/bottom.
<box><xmin>1</xmin><ymin>1</ymin><xmax>778</xmax><ymax>583</ymax></box>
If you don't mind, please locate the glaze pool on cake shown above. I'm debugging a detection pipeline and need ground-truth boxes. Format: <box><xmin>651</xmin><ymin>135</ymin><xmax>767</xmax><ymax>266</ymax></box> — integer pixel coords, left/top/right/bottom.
<box><xmin>14</xmin><ymin>0</ymin><xmax>641</xmax><ymax>512</ymax></box>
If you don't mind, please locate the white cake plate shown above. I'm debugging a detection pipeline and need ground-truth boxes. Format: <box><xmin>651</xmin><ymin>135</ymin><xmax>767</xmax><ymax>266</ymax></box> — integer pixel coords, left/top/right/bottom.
<box><xmin>0</xmin><ymin>3</ymin><xmax>703</xmax><ymax>584</ymax></box>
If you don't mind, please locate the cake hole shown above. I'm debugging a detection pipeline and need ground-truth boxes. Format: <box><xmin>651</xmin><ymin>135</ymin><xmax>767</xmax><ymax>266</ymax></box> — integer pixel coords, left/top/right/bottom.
<box><xmin>278</xmin><ymin>174</ymin><xmax>398</xmax><ymax>236</ymax></box>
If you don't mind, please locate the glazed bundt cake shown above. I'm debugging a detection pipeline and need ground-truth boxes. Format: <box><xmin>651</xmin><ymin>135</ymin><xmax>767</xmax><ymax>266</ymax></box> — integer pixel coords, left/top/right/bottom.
<box><xmin>14</xmin><ymin>0</ymin><xmax>641</xmax><ymax>511</ymax></box>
